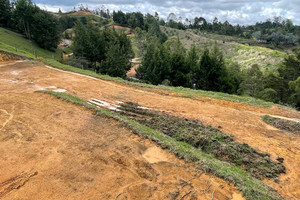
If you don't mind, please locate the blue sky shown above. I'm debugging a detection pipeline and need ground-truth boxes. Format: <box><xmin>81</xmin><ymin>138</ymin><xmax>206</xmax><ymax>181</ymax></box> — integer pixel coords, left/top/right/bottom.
<box><xmin>34</xmin><ymin>0</ymin><xmax>300</xmax><ymax>25</ymax></box>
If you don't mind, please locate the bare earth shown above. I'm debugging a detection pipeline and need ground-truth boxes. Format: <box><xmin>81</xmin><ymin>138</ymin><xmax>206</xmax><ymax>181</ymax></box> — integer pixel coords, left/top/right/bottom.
<box><xmin>1</xmin><ymin>60</ymin><xmax>300</xmax><ymax>199</ymax></box>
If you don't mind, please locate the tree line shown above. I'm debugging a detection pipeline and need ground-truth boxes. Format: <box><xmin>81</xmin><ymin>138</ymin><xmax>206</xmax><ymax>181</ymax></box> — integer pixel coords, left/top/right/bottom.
<box><xmin>137</xmin><ymin>37</ymin><xmax>300</xmax><ymax>109</ymax></box>
<box><xmin>0</xmin><ymin>0</ymin><xmax>60</xmax><ymax>50</ymax></box>
<box><xmin>164</xmin><ymin>14</ymin><xmax>300</xmax><ymax>46</ymax></box>
<box><xmin>137</xmin><ymin>38</ymin><xmax>239</xmax><ymax>94</ymax></box>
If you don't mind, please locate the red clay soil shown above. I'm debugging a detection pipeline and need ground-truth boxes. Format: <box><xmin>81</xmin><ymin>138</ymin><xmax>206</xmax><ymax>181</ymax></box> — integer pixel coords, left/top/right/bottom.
<box><xmin>70</xmin><ymin>11</ymin><xmax>93</xmax><ymax>16</ymax></box>
<box><xmin>1</xmin><ymin>60</ymin><xmax>300</xmax><ymax>199</ymax></box>
<box><xmin>127</xmin><ymin>64</ymin><xmax>139</xmax><ymax>77</ymax></box>
<box><xmin>109</xmin><ymin>25</ymin><xmax>131</xmax><ymax>34</ymax></box>
<box><xmin>0</xmin><ymin>62</ymin><xmax>245</xmax><ymax>199</ymax></box>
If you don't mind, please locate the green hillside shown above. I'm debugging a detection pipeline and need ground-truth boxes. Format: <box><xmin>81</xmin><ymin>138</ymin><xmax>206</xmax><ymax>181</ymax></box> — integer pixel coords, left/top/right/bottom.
<box><xmin>0</xmin><ymin>28</ymin><xmax>61</xmax><ymax>59</ymax></box>
<box><xmin>161</xmin><ymin>26</ymin><xmax>287</xmax><ymax>72</ymax></box>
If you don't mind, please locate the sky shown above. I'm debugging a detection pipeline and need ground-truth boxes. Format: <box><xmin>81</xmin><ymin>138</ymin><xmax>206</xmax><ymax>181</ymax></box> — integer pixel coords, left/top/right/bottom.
<box><xmin>34</xmin><ymin>0</ymin><xmax>300</xmax><ymax>25</ymax></box>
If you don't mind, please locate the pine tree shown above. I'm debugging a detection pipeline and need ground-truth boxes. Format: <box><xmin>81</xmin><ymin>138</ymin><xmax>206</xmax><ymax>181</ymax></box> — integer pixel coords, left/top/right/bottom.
<box><xmin>239</xmin><ymin>64</ymin><xmax>265</xmax><ymax>97</ymax></box>
<box><xmin>100</xmin><ymin>42</ymin><xmax>131</xmax><ymax>78</ymax></box>
<box><xmin>0</xmin><ymin>0</ymin><xmax>11</xmax><ymax>27</ymax></box>
<box><xmin>13</xmin><ymin>0</ymin><xmax>38</xmax><ymax>40</ymax></box>
<box><xmin>31</xmin><ymin>9</ymin><xmax>60</xmax><ymax>50</ymax></box>
<box><xmin>187</xmin><ymin>45</ymin><xmax>199</xmax><ymax>88</ymax></box>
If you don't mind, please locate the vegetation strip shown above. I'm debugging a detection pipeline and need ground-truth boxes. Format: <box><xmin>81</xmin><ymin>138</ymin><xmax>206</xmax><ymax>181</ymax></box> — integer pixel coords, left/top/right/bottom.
<box><xmin>118</xmin><ymin>102</ymin><xmax>285</xmax><ymax>179</ymax></box>
<box><xmin>38</xmin><ymin>90</ymin><xmax>284</xmax><ymax>200</ymax></box>
<box><xmin>262</xmin><ymin>115</ymin><xmax>300</xmax><ymax>134</ymax></box>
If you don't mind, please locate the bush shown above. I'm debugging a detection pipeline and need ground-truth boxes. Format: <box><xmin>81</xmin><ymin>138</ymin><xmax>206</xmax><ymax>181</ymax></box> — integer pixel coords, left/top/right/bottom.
<box><xmin>65</xmin><ymin>56</ymin><xmax>91</xmax><ymax>69</ymax></box>
<box><xmin>261</xmin><ymin>88</ymin><xmax>279</xmax><ymax>103</ymax></box>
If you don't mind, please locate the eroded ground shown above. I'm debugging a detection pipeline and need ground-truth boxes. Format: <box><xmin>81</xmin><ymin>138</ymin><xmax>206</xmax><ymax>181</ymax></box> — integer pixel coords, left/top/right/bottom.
<box><xmin>0</xmin><ymin>61</ymin><xmax>245</xmax><ymax>199</ymax></box>
<box><xmin>1</xmin><ymin>60</ymin><xmax>300</xmax><ymax>199</ymax></box>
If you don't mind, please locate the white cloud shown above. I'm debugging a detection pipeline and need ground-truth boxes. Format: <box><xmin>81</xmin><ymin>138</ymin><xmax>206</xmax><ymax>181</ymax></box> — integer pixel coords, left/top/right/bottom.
<box><xmin>34</xmin><ymin>0</ymin><xmax>300</xmax><ymax>25</ymax></box>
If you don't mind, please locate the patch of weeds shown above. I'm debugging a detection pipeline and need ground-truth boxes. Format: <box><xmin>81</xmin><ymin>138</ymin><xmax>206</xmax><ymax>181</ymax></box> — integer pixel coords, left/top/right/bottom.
<box><xmin>262</xmin><ymin>115</ymin><xmax>300</xmax><ymax>134</ymax></box>
<box><xmin>119</xmin><ymin>102</ymin><xmax>285</xmax><ymax>180</ymax></box>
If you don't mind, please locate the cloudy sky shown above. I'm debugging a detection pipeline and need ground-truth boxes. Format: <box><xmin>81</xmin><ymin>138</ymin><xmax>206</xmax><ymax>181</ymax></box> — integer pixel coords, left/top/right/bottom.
<box><xmin>35</xmin><ymin>0</ymin><xmax>300</xmax><ymax>25</ymax></box>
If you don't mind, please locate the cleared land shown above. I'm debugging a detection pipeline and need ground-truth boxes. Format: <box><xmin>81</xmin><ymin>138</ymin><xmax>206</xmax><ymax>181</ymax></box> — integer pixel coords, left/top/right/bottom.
<box><xmin>0</xmin><ymin>59</ymin><xmax>300</xmax><ymax>199</ymax></box>
<box><xmin>0</xmin><ymin>61</ymin><xmax>245</xmax><ymax>200</ymax></box>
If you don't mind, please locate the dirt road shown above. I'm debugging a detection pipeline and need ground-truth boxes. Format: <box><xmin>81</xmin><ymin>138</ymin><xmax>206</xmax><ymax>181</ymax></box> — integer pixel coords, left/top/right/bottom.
<box><xmin>1</xmin><ymin>60</ymin><xmax>300</xmax><ymax>199</ymax></box>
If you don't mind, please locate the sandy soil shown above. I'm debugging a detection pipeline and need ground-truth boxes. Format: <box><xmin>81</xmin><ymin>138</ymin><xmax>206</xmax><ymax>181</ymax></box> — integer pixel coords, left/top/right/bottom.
<box><xmin>1</xmin><ymin>60</ymin><xmax>300</xmax><ymax>199</ymax></box>
<box><xmin>0</xmin><ymin>61</ymin><xmax>246</xmax><ymax>199</ymax></box>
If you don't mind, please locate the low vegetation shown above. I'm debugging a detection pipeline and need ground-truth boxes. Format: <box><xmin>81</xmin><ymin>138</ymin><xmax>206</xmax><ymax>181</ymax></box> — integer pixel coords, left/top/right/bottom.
<box><xmin>262</xmin><ymin>115</ymin><xmax>300</xmax><ymax>134</ymax></box>
<box><xmin>119</xmin><ymin>102</ymin><xmax>285</xmax><ymax>179</ymax></box>
<box><xmin>39</xmin><ymin>90</ymin><xmax>284</xmax><ymax>200</ymax></box>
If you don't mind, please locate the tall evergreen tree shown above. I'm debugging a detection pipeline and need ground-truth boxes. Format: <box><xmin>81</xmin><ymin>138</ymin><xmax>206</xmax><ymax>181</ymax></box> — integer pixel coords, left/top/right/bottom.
<box><xmin>100</xmin><ymin>42</ymin><xmax>131</xmax><ymax>78</ymax></box>
<box><xmin>31</xmin><ymin>9</ymin><xmax>60</xmax><ymax>50</ymax></box>
<box><xmin>276</xmin><ymin>53</ymin><xmax>300</xmax><ymax>102</ymax></box>
<box><xmin>194</xmin><ymin>47</ymin><xmax>230</xmax><ymax>92</ymax></box>
<box><xmin>0</xmin><ymin>0</ymin><xmax>11</xmax><ymax>27</ymax></box>
<box><xmin>187</xmin><ymin>45</ymin><xmax>199</xmax><ymax>88</ymax></box>
<box><xmin>239</xmin><ymin>64</ymin><xmax>265</xmax><ymax>97</ymax></box>
<box><xmin>13</xmin><ymin>0</ymin><xmax>38</xmax><ymax>40</ymax></box>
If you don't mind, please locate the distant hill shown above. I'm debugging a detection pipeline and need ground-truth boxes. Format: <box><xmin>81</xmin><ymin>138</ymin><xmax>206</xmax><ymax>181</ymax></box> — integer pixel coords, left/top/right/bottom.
<box><xmin>161</xmin><ymin>26</ymin><xmax>287</xmax><ymax>73</ymax></box>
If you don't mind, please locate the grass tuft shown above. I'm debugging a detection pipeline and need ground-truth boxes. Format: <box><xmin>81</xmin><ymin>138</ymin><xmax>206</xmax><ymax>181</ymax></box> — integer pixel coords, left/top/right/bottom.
<box><xmin>262</xmin><ymin>115</ymin><xmax>300</xmax><ymax>134</ymax></box>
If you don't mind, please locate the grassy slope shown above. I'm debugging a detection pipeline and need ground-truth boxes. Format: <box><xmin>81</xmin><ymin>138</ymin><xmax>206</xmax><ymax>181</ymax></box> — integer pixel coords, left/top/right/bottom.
<box><xmin>39</xmin><ymin>91</ymin><xmax>284</xmax><ymax>200</ymax></box>
<box><xmin>161</xmin><ymin>26</ymin><xmax>287</xmax><ymax>72</ymax></box>
<box><xmin>0</xmin><ymin>28</ymin><xmax>61</xmax><ymax>59</ymax></box>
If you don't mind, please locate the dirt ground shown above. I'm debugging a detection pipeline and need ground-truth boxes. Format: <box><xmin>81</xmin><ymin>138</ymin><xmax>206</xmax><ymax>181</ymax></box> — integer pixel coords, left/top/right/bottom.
<box><xmin>0</xmin><ymin>61</ymin><xmax>246</xmax><ymax>199</ymax></box>
<box><xmin>1</xmin><ymin>60</ymin><xmax>300</xmax><ymax>199</ymax></box>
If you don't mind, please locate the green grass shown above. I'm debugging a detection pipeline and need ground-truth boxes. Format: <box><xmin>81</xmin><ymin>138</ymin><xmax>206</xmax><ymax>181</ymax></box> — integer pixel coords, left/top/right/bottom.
<box><xmin>0</xmin><ymin>28</ymin><xmax>61</xmax><ymax>59</ymax></box>
<box><xmin>262</xmin><ymin>115</ymin><xmax>300</xmax><ymax>134</ymax></box>
<box><xmin>38</xmin><ymin>90</ymin><xmax>284</xmax><ymax>200</ymax></box>
<box><xmin>118</xmin><ymin>102</ymin><xmax>285</xmax><ymax>180</ymax></box>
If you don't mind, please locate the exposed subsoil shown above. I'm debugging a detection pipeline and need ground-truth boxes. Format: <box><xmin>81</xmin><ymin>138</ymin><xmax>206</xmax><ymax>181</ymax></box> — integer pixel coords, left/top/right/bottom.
<box><xmin>0</xmin><ymin>60</ymin><xmax>245</xmax><ymax>199</ymax></box>
<box><xmin>1</xmin><ymin>60</ymin><xmax>300</xmax><ymax>199</ymax></box>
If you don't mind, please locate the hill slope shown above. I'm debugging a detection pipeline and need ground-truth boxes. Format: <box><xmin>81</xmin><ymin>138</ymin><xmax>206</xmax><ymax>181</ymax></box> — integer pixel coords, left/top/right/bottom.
<box><xmin>0</xmin><ymin>28</ymin><xmax>61</xmax><ymax>59</ymax></box>
<box><xmin>161</xmin><ymin>26</ymin><xmax>287</xmax><ymax>72</ymax></box>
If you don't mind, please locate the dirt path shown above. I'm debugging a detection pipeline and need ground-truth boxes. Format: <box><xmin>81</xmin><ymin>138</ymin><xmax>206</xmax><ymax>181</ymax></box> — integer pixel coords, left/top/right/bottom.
<box><xmin>1</xmin><ymin>60</ymin><xmax>300</xmax><ymax>199</ymax></box>
<box><xmin>0</xmin><ymin>61</ymin><xmax>246</xmax><ymax>199</ymax></box>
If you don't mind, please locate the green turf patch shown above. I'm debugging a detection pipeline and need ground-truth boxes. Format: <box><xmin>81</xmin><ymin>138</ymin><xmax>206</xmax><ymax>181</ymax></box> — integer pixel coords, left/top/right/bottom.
<box><xmin>38</xmin><ymin>90</ymin><xmax>284</xmax><ymax>200</ymax></box>
<box><xmin>262</xmin><ymin>115</ymin><xmax>300</xmax><ymax>134</ymax></box>
<box><xmin>118</xmin><ymin>102</ymin><xmax>285</xmax><ymax>179</ymax></box>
